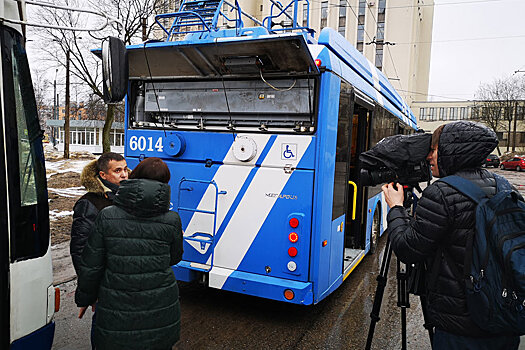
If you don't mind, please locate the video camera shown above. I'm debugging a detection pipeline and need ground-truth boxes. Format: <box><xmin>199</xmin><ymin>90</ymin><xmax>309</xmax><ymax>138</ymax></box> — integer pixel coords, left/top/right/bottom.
<box><xmin>359</xmin><ymin>133</ymin><xmax>432</xmax><ymax>189</ymax></box>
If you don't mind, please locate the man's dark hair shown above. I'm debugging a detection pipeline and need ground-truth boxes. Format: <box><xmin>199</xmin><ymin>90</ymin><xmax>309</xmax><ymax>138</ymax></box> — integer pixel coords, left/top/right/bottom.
<box><xmin>129</xmin><ymin>157</ymin><xmax>170</xmax><ymax>184</ymax></box>
<box><xmin>97</xmin><ymin>152</ymin><xmax>125</xmax><ymax>173</ymax></box>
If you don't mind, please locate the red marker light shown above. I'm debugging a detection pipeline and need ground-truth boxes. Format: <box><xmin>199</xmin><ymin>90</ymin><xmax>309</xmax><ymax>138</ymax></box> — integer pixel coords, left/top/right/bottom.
<box><xmin>322</xmin><ymin>240</ymin><xmax>328</xmax><ymax>247</ymax></box>
<box><xmin>315</xmin><ymin>59</ymin><xmax>322</xmax><ymax>67</ymax></box>
<box><xmin>289</xmin><ymin>218</ymin><xmax>299</xmax><ymax>228</ymax></box>
<box><xmin>55</xmin><ymin>288</ymin><xmax>60</xmax><ymax>312</ymax></box>
<box><xmin>284</xmin><ymin>289</ymin><xmax>295</xmax><ymax>300</ymax></box>
<box><xmin>288</xmin><ymin>247</ymin><xmax>298</xmax><ymax>257</ymax></box>
<box><xmin>289</xmin><ymin>232</ymin><xmax>299</xmax><ymax>243</ymax></box>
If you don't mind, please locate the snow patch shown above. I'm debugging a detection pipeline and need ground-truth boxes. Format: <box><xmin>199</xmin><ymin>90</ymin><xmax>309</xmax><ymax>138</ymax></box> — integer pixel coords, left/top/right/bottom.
<box><xmin>46</xmin><ymin>159</ymin><xmax>92</xmax><ymax>178</ymax></box>
<box><xmin>49</xmin><ymin>210</ymin><xmax>74</xmax><ymax>221</ymax></box>
<box><xmin>48</xmin><ymin>187</ymin><xmax>86</xmax><ymax>198</ymax></box>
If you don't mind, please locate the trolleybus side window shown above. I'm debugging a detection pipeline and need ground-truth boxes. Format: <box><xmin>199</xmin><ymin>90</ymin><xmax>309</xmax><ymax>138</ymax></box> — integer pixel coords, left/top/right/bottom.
<box><xmin>332</xmin><ymin>81</ymin><xmax>352</xmax><ymax>220</ymax></box>
<box><xmin>2</xmin><ymin>27</ymin><xmax>49</xmax><ymax>261</ymax></box>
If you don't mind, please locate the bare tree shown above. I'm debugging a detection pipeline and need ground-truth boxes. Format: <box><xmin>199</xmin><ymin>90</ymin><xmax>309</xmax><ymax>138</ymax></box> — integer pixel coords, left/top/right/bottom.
<box><xmin>474</xmin><ymin>76</ymin><xmax>523</xmax><ymax>153</ymax></box>
<box><xmin>33</xmin><ymin>0</ymin><xmax>162</xmax><ymax>153</ymax></box>
<box><xmin>31</xmin><ymin>68</ymin><xmax>52</xmax><ymax>136</ymax></box>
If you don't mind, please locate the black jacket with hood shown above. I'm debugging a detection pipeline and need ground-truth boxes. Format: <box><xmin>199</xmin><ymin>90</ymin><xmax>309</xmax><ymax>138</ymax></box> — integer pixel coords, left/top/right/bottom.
<box><xmin>386</xmin><ymin>121</ymin><xmax>500</xmax><ymax>337</ymax></box>
<box><xmin>70</xmin><ymin>160</ymin><xmax>117</xmax><ymax>275</ymax></box>
<box><xmin>75</xmin><ymin>178</ymin><xmax>183</xmax><ymax>350</ymax></box>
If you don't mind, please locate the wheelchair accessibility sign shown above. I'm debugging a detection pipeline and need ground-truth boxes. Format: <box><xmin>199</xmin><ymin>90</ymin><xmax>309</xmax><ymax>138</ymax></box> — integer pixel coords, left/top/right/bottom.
<box><xmin>281</xmin><ymin>143</ymin><xmax>297</xmax><ymax>160</ymax></box>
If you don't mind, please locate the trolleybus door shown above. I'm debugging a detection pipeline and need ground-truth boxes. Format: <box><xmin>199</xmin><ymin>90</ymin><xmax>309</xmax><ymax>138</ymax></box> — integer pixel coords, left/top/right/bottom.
<box><xmin>346</xmin><ymin>95</ymin><xmax>372</xmax><ymax>249</ymax></box>
<box><xmin>335</xmin><ymin>85</ymin><xmax>372</xmax><ymax>273</ymax></box>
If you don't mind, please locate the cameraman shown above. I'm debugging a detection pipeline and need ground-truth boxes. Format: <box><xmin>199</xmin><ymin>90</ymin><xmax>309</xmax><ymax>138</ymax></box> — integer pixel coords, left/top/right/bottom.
<box><xmin>382</xmin><ymin>121</ymin><xmax>520</xmax><ymax>349</ymax></box>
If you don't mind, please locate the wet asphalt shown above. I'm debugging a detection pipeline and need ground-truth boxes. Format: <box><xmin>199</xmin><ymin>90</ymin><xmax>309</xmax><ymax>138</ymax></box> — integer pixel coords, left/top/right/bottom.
<box><xmin>51</xmin><ymin>167</ymin><xmax>524</xmax><ymax>350</ymax></box>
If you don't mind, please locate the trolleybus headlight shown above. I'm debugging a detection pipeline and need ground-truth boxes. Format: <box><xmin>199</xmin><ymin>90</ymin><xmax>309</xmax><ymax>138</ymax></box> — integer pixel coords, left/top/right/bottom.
<box><xmin>284</xmin><ymin>289</ymin><xmax>295</xmax><ymax>300</ymax></box>
<box><xmin>288</xmin><ymin>247</ymin><xmax>298</xmax><ymax>257</ymax></box>
<box><xmin>289</xmin><ymin>218</ymin><xmax>299</xmax><ymax>228</ymax></box>
<box><xmin>289</xmin><ymin>232</ymin><xmax>299</xmax><ymax>243</ymax></box>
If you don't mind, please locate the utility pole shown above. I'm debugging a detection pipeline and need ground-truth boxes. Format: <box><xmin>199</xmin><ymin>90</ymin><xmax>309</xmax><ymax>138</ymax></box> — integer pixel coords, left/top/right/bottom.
<box><xmin>53</xmin><ymin>68</ymin><xmax>57</xmax><ymax>146</ymax></box>
<box><xmin>64</xmin><ymin>50</ymin><xmax>70</xmax><ymax>159</ymax></box>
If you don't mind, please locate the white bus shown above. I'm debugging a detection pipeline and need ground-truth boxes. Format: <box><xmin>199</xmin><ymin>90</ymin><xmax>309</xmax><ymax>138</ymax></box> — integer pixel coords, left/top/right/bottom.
<box><xmin>0</xmin><ymin>1</ymin><xmax>57</xmax><ymax>348</ymax></box>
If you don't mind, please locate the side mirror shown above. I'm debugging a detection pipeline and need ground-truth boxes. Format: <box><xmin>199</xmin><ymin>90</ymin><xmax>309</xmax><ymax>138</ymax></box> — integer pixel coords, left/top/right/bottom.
<box><xmin>101</xmin><ymin>36</ymin><xmax>128</xmax><ymax>103</ymax></box>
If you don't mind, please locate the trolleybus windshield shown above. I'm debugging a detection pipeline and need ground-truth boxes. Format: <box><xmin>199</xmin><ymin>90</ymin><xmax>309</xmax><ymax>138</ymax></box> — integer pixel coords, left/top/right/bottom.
<box><xmin>1</xmin><ymin>26</ymin><xmax>49</xmax><ymax>262</ymax></box>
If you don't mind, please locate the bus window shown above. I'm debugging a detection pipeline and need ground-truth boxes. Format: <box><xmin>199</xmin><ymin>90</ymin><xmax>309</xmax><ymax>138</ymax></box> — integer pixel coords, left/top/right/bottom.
<box><xmin>14</xmin><ymin>59</ymin><xmax>38</xmax><ymax>206</ymax></box>
<box><xmin>2</xmin><ymin>27</ymin><xmax>49</xmax><ymax>261</ymax></box>
<box><xmin>129</xmin><ymin>79</ymin><xmax>316</xmax><ymax>134</ymax></box>
<box><xmin>332</xmin><ymin>82</ymin><xmax>352</xmax><ymax>220</ymax></box>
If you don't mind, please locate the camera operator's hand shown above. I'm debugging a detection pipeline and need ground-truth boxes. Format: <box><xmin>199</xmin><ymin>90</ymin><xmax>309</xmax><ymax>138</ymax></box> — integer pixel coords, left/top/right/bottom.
<box><xmin>382</xmin><ymin>182</ymin><xmax>404</xmax><ymax>208</ymax></box>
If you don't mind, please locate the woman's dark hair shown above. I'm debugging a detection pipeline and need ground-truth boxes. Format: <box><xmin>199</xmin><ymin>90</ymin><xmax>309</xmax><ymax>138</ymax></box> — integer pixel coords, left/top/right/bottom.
<box><xmin>431</xmin><ymin>124</ymin><xmax>446</xmax><ymax>150</ymax></box>
<box><xmin>129</xmin><ymin>157</ymin><xmax>170</xmax><ymax>183</ymax></box>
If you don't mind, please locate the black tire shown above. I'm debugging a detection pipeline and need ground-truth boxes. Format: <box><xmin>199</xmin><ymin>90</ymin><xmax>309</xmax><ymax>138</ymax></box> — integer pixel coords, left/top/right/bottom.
<box><xmin>369</xmin><ymin>206</ymin><xmax>380</xmax><ymax>254</ymax></box>
<box><xmin>517</xmin><ymin>166</ymin><xmax>522</xmax><ymax>172</ymax></box>
<box><xmin>500</xmin><ymin>164</ymin><xmax>505</xmax><ymax>170</ymax></box>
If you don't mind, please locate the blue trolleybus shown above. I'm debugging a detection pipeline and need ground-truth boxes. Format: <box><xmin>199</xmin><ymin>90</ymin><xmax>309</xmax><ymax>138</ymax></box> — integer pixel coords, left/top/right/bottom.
<box><xmin>115</xmin><ymin>0</ymin><xmax>418</xmax><ymax>305</ymax></box>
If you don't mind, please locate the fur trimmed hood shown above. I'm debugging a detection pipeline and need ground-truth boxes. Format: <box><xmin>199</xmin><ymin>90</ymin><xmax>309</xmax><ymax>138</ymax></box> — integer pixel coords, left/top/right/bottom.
<box><xmin>80</xmin><ymin>160</ymin><xmax>112</xmax><ymax>194</ymax></box>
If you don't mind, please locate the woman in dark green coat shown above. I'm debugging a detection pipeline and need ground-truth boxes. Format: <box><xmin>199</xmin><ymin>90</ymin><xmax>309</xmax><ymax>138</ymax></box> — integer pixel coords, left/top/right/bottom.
<box><xmin>75</xmin><ymin>157</ymin><xmax>183</xmax><ymax>350</ymax></box>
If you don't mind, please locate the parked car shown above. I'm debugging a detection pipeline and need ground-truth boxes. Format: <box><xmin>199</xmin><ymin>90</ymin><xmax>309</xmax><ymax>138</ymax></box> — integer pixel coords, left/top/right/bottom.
<box><xmin>482</xmin><ymin>154</ymin><xmax>500</xmax><ymax>167</ymax></box>
<box><xmin>500</xmin><ymin>156</ymin><xmax>525</xmax><ymax>171</ymax></box>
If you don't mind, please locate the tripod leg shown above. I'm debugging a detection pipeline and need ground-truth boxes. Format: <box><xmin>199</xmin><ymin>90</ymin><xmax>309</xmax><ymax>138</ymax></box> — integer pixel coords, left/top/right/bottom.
<box><xmin>365</xmin><ymin>236</ymin><xmax>393</xmax><ymax>350</ymax></box>
<box><xmin>397</xmin><ymin>260</ymin><xmax>410</xmax><ymax>350</ymax></box>
<box><xmin>401</xmin><ymin>307</ymin><xmax>407</xmax><ymax>350</ymax></box>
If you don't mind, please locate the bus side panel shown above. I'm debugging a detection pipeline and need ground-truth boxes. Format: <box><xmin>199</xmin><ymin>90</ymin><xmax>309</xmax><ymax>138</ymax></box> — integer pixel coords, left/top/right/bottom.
<box><xmin>9</xmin><ymin>249</ymin><xmax>53</xmax><ymax>343</ymax></box>
<box><xmin>125</xmin><ymin>129</ymin><xmax>235</xmax><ymax>162</ymax></box>
<box><xmin>309</xmin><ymin>68</ymin><xmax>343</xmax><ymax>303</ymax></box>
<box><xmin>234</xmin><ymin>168</ymin><xmax>314</xmax><ymax>282</ymax></box>
<box><xmin>206</xmin><ymin>135</ymin><xmax>314</xmax><ymax>272</ymax></box>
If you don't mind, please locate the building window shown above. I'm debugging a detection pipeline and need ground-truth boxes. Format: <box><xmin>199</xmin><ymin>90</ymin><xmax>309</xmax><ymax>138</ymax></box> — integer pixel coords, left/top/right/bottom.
<box><xmin>520</xmin><ymin>132</ymin><xmax>525</xmax><ymax>144</ymax></box>
<box><xmin>375</xmin><ymin>47</ymin><xmax>383</xmax><ymax>70</ymax></box>
<box><xmin>303</xmin><ymin>4</ymin><xmax>308</xmax><ymax>27</ymax></box>
<box><xmin>419</xmin><ymin>108</ymin><xmax>426</xmax><ymax>121</ymax></box>
<box><xmin>449</xmin><ymin>107</ymin><xmax>458</xmax><ymax>120</ymax></box>
<box><xmin>338</xmin><ymin>0</ymin><xmax>346</xmax><ymax>36</ymax></box>
<box><xmin>320</xmin><ymin>1</ymin><xmax>328</xmax><ymax>29</ymax></box>
<box><xmin>357</xmin><ymin>0</ymin><xmax>366</xmax><ymax>52</ymax></box>
<box><xmin>517</xmin><ymin>105</ymin><xmax>525</xmax><ymax>120</ymax></box>
<box><xmin>460</xmin><ymin>107</ymin><xmax>467</xmax><ymax>120</ymax></box>
<box><xmin>439</xmin><ymin>107</ymin><xmax>447</xmax><ymax>120</ymax></box>
<box><xmin>358</xmin><ymin>0</ymin><xmax>366</xmax><ymax>15</ymax></box>
<box><xmin>471</xmin><ymin>106</ymin><xmax>479</xmax><ymax>119</ymax></box>
<box><xmin>428</xmin><ymin>107</ymin><xmax>435</xmax><ymax>121</ymax></box>
<box><xmin>374</xmin><ymin>0</ymin><xmax>386</xmax><ymax>69</ymax></box>
<box><xmin>357</xmin><ymin>24</ymin><xmax>365</xmax><ymax>42</ymax></box>
<box><xmin>376</xmin><ymin>22</ymin><xmax>385</xmax><ymax>41</ymax></box>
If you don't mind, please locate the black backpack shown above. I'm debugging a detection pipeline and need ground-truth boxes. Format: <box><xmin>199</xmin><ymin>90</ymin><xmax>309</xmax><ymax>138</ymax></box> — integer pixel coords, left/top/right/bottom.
<box><xmin>439</xmin><ymin>174</ymin><xmax>525</xmax><ymax>335</ymax></box>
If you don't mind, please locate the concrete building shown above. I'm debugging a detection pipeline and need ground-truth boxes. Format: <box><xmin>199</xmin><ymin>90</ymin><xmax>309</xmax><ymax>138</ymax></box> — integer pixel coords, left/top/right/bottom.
<box><xmin>154</xmin><ymin>0</ymin><xmax>434</xmax><ymax>107</ymax></box>
<box><xmin>412</xmin><ymin>100</ymin><xmax>525</xmax><ymax>153</ymax></box>
<box><xmin>46</xmin><ymin>120</ymin><xmax>125</xmax><ymax>154</ymax></box>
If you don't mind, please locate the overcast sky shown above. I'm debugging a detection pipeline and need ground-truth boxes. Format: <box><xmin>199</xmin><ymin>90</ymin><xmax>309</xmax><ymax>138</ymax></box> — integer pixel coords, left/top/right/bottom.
<box><xmin>427</xmin><ymin>0</ymin><xmax>525</xmax><ymax>101</ymax></box>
